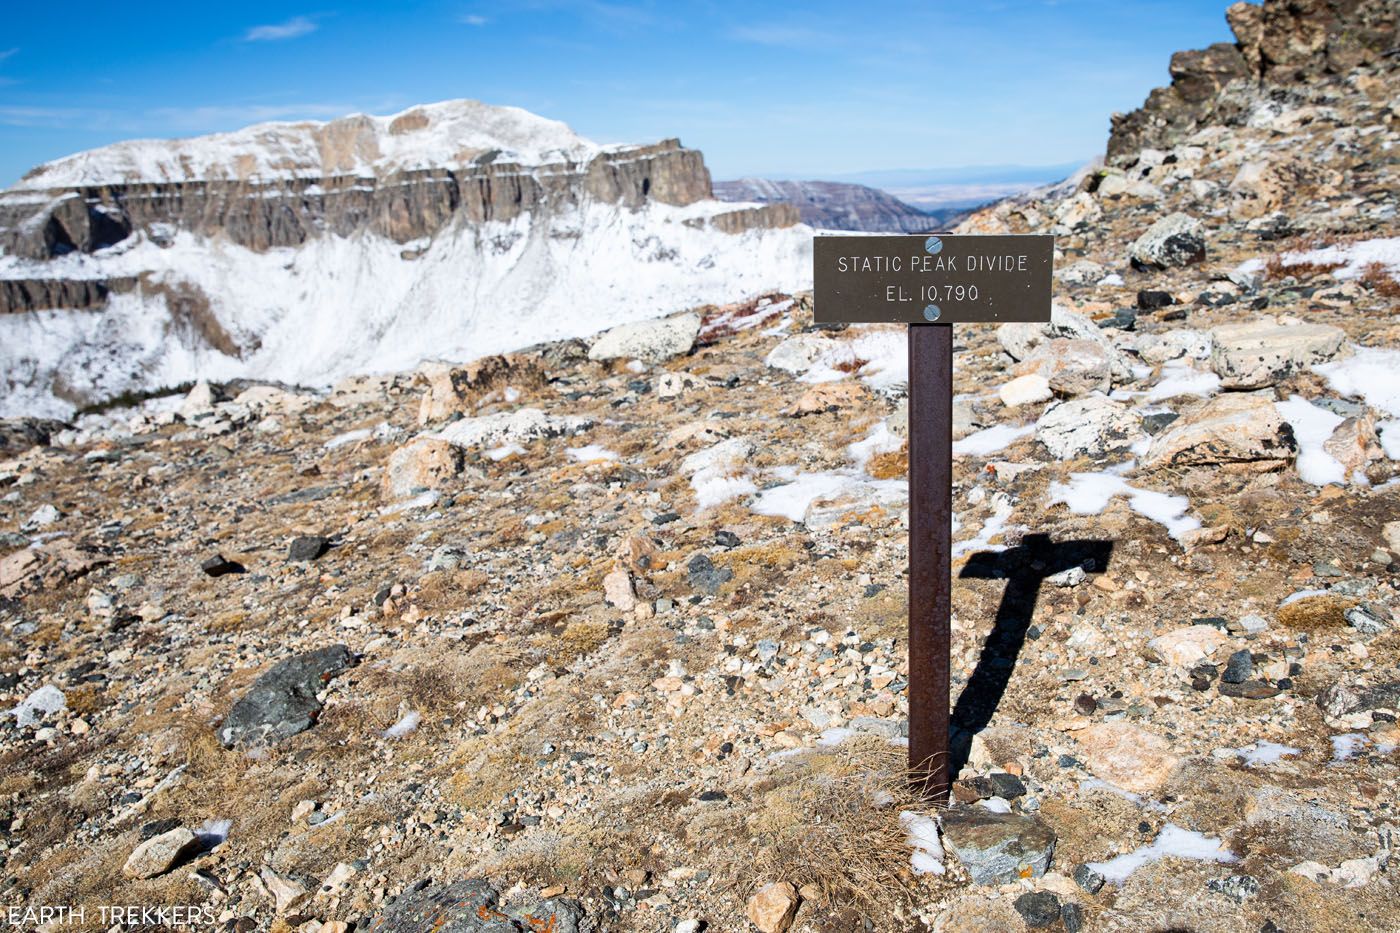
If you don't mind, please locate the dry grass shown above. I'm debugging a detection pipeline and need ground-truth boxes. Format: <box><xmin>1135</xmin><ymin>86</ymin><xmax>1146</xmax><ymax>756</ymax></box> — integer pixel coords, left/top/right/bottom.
<box><xmin>1359</xmin><ymin>262</ymin><xmax>1400</xmax><ymax>298</ymax></box>
<box><xmin>1263</xmin><ymin>255</ymin><xmax>1346</xmax><ymax>282</ymax></box>
<box><xmin>737</xmin><ymin>735</ymin><xmax>929</xmax><ymax>910</ymax></box>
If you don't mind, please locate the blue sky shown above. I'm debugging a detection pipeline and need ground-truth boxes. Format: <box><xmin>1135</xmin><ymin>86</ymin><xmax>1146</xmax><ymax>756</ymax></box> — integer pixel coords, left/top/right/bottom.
<box><xmin>0</xmin><ymin>1</ymin><xmax>1235</xmax><ymax>186</ymax></box>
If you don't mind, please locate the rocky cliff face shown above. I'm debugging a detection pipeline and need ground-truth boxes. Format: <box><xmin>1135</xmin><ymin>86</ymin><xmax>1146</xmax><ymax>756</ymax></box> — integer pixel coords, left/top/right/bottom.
<box><xmin>0</xmin><ymin>101</ymin><xmax>806</xmax><ymax>414</ymax></box>
<box><xmin>713</xmin><ymin>178</ymin><xmax>937</xmax><ymax>233</ymax></box>
<box><xmin>1108</xmin><ymin>0</ymin><xmax>1398</xmax><ymax>161</ymax></box>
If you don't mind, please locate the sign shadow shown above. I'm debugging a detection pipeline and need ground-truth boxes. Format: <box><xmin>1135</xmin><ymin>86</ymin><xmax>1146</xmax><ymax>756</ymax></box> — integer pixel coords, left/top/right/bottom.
<box><xmin>948</xmin><ymin>533</ymin><xmax>1114</xmax><ymax>781</ymax></box>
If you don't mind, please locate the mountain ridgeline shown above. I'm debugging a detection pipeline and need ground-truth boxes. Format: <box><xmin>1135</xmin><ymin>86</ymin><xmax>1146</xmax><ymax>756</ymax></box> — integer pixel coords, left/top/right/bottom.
<box><xmin>713</xmin><ymin>178</ymin><xmax>965</xmax><ymax>233</ymax></box>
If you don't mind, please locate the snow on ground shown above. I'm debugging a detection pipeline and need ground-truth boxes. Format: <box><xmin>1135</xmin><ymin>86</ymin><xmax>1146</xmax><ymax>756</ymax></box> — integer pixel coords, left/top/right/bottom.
<box><xmin>383</xmin><ymin>710</ymin><xmax>422</xmax><ymax>739</ymax></box>
<box><xmin>1238</xmin><ymin>236</ymin><xmax>1400</xmax><ymax>282</ymax></box>
<box><xmin>952</xmin><ymin>424</ymin><xmax>1034</xmax><ymax>457</ymax></box>
<box><xmin>952</xmin><ymin>492</ymin><xmax>1015</xmax><ymax>557</ymax></box>
<box><xmin>750</xmin><ymin>467</ymin><xmax>906</xmax><ymax>524</ymax></box>
<box><xmin>1275</xmin><ymin>396</ymin><xmax>1348</xmax><ymax>485</ymax></box>
<box><xmin>1222</xmin><ymin>741</ymin><xmax>1301</xmax><ymax>767</ymax></box>
<box><xmin>1315</xmin><ymin>346</ymin><xmax>1400</xmax><ymax>419</ymax></box>
<box><xmin>847</xmin><ymin>420</ymin><xmax>902</xmax><ymax>470</ymax></box>
<box><xmin>899</xmin><ymin>812</ymin><xmax>945</xmax><ymax>876</ymax></box>
<box><xmin>681</xmin><ymin>438</ymin><xmax>758</xmax><ymax>511</ymax></box>
<box><xmin>1141</xmin><ymin>361</ymin><xmax>1221</xmax><ymax>403</ymax></box>
<box><xmin>1087</xmin><ymin>824</ymin><xmax>1237</xmax><ymax>885</ymax></box>
<box><xmin>1048</xmin><ymin>472</ymin><xmax>1200</xmax><ymax>543</ymax></box>
<box><xmin>0</xmin><ymin>199</ymin><xmax>813</xmax><ymax>418</ymax></box>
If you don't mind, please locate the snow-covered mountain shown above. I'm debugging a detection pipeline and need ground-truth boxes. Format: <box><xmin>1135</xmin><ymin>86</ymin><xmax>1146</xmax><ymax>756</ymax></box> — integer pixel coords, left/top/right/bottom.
<box><xmin>0</xmin><ymin>100</ymin><xmax>811</xmax><ymax>417</ymax></box>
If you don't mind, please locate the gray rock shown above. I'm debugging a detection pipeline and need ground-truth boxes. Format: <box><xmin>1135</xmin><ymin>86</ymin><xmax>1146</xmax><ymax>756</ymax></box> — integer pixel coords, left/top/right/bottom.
<box><xmin>1222</xmin><ymin>649</ymin><xmax>1254</xmax><ymax>684</ymax></box>
<box><xmin>287</xmin><ymin>535</ymin><xmax>329</xmax><ymax>562</ymax></box>
<box><xmin>588</xmin><ymin>313</ymin><xmax>701</xmax><ymax>364</ymax></box>
<box><xmin>1073</xmin><ymin>862</ymin><xmax>1106</xmax><ymax>894</ymax></box>
<box><xmin>1130</xmin><ymin>213</ymin><xmax>1206</xmax><ymax>270</ymax></box>
<box><xmin>1209</xmin><ymin>320</ymin><xmax>1346</xmax><ymax>388</ymax></box>
<box><xmin>123</xmin><ymin>827</ymin><xmax>199</xmax><ymax>879</ymax></box>
<box><xmin>1317</xmin><ymin>681</ymin><xmax>1400</xmax><ymax>720</ymax></box>
<box><xmin>1207</xmin><ymin>874</ymin><xmax>1260</xmax><ymax>903</ymax></box>
<box><xmin>997</xmin><ymin>305</ymin><xmax>1133</xmax><ymax>382</ymax></box>
<box><xmin>1013</xmin><ymin>891</ymin><xmax>1061</xmax><ymax>927</ymax></box>
<box><xmin>218</xmin><ymin>645</ymin><xmax>355</xmax><ymax>748</ymax></box>
<box><xmin>940</xmin><ymin>808</ymin><xmax>1056</xmax><ymax>885</ymax></box>
<box><xmin>1344</xmin><ymin>603</ymin><xmax>1390</xmax><ymax>635</ymax></box>
<box><xmin>1035</xmin><ymin>396</ymin><xmax>1145</xmax><ymax>459</ymax></box>
<box><xmin>362</xmin><ymin>879</ymin><xmax>590</xmax><ymax>933</ymax></box>
<box><xmin>687</xmin><ymin>554</ymin><xmax>732</xmax><ymax>595</ymax></box>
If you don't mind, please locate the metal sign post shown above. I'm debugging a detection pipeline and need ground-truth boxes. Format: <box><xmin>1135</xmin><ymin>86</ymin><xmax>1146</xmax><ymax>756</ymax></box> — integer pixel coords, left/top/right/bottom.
<box><xmin>813</xmin><ymin>234</ymin><xmax>1053</xmax><ymax>802</ymax></box>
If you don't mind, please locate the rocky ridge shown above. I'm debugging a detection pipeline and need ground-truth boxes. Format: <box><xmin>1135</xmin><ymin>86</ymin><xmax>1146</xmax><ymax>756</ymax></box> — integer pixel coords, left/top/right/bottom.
<box><xmin>0</xmin><ymin>1</ymin><xmax>1399</xmax><ymax>930</ymax></box>
<box><xmin>713</xmin><ymin>179</ymin><xmax>949</xmax><ymax>233</ymax></box>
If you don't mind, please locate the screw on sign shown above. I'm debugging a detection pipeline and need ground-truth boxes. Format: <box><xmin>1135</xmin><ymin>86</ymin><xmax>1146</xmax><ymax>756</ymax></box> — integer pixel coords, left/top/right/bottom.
<box><xmin>813</xmin><ymin>233</ymin><xmax>1053</xmax><ymax>801</ymax></box>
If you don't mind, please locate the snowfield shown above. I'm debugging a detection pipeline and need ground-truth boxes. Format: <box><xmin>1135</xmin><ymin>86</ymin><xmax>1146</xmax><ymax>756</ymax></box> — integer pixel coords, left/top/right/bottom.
<box><xmin>0</xmin><ymin>199</ymin><xmax>813</xmax><ymax>417</ymax></box>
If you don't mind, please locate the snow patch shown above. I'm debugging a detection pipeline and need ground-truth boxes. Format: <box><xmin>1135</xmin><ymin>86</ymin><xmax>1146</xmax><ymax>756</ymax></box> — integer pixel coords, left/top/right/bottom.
<box><xmin>1315</xmin><ymin>347</ymin><xmax>1400</xmax><ymax>419</ymax></box>
<box><xmin>566</xmin><ymin>444</ymin><xmax>618</xmax><ymax>463</ymax></box>
<box><xmin>1087</xmin><ymin>824</ymin><xmax>1237</xmax><ymax>885</ymax></box>
<box><xmin>1226</xmin><ymin>741</ymin><xmax>1301</xmax><ymax>767</ymax></box>
<box><xmin>952</xmin><ymin>424</ymin><xmax>1034</xmax><ymax>458</ymax></box>
<box><xmin>899</xmin><ymin>812</ymin><xmax>946</xmax><ymax>876</ymax></box>
<box><xmin>1276</xmin><ymin>396</ymin><xmax>1347</xmax><ymax>485</ymax></box>
<box><xmin>384</xmin><ymin>710</ymin><xmax>422</xmax><ymax>739</ymax></box>
<box><xmin>1048</xmin><ymin>472</ymin><xmax>1200</xmax><ymax>543</ymax></box>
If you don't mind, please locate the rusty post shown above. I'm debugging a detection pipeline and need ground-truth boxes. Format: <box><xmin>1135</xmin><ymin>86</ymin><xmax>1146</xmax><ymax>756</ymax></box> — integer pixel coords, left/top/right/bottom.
<box><xmin>908</xmin><ymin>322</ymin><xmax>952</xmax><ymax>802</ymax></box>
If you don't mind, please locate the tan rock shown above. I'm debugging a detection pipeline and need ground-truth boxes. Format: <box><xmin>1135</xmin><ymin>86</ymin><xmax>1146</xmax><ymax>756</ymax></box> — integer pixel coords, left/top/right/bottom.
<box><xmin>416</xmin><ymin>355</ymin><xmax>534</xmax><ymax>424</ymax></box>
<box><xmin>0</xmin><ymin>547</ymin><xmax>42</xmax><ymax>596</ymax></box>
<box><xmin>382</xmin><ymin>437</ymin><xmax>463</xmax><ymax>500</ymax></box>
<box><xmin>998</xmin><ymin>373</ymin><xmax>1053</xmax><ymax>407</ymax></box>
<box><xmin>1147</xmin><ymin>625</ymin><xmax>1227</xmax><ymax>666</ymax></box>
<box><xmin>616</xmin><ymin>534</ymin><xmax>660</xmax><ymax>573</ymax></box>
<box><xmin>260</xmin><ymin>867</ymin><xmax>309</xmax><ymax>914</ymax></box>
<box><xmin>745</xmin><ymin>881</ymin><xmax>800</xmax><ymax>933</ymax></box>
<box><xmin>1322</xmin><ymin>414</ymin><xmax>1381</xmax><ymax>479</ymax></box>
<box><xmin>1385</xmin><ymin>521</ymin><xmax>1400</xmax><ymax>554</ymax></box>
<box><xmin>1012</xmin><ymin>338</ymin><xmax>1113</xmax><ymax>396</ymax></box>
<box><xmin>787</xmin><ymin>381</ymin><xmax>865</xmax><ymax>416</ymax></box>
<box><xmin>603</xmin><ymin>568</ymin><xmax>636</xmax><ymax>611</ymax></box>
<box><xmin>123</xmin><ymin>827</ymin><xmax>198</xmax><ymax>879</ymax></box>
<box><xmin>1144</xmin><ymin>392</ymin><xmax>1295</xmax><ymax>469</ymax></box>
<box><xmin>1075</xmin><ymin>722</ymin><xmax>1181</xmax><ymax>794</ymax></box>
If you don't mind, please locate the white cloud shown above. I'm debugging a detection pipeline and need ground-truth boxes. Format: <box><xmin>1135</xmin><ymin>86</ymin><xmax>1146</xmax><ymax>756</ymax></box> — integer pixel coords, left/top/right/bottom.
<box><xmin>0</xmin><ymin>48</ymin><xmax>18</xmax><ymax>63</ymax></box>
<box><xmin>729</xmin><ymin>24</ymin><xmax>838</xmax><ymax>49</ymax></box>
<box><xmin>244</xmin><ymin>16</ymin><xmax>319</xmax><ymax>42</ymax></box>
<box><xmin>460</xmin><ymin>14</ymin><xmax>488</xmax><ymax>26</ymax></box>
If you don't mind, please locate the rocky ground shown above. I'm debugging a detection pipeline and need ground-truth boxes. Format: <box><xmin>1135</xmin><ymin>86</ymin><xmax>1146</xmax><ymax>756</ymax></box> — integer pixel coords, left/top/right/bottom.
<box><xmin>3</xmin><ymin>3</ymin><xmax>1400</xmax><ymax>932</ymax></box>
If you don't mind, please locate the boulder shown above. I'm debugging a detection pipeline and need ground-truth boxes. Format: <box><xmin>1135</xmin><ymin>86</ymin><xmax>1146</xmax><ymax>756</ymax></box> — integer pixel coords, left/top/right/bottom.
<box><xmin>218</xmin><ymin>645</ymin><xmax>355</xmax><ymax>748</ymax></box>
<box><xmin>1035</xmin><ymin>397</ymin><xmax>1145</xmax><ymax>459</ymax></box>
<box><xmin>588</xmin><ymin>312</ymin><xmax>701</xmax><ymax>363</ymax></box>
<box><xmin>434</xmin><ymin>408</ymin><xmax>594</xmax><ymax>450</ymax></box>
<box><xmin>1143</xmin><ymin>393</ymin><xmax>1296</xmax><ymax>469</ymax></box>
<box><xmin>1209</xmin><ymin>320</ymin><xmax>1345</xmax><ymax>388</ymax></box>
<box><xmin>999</xmin><ymin>374</ymin><xmax>1053</xmax><ymax>407</ymax></box>
<box><xmin>123</xmin><ymin>827</ymin><xmax>199</xmax><ymax>879</ymax></box>
<box><xmin>382</xmin><ymin>437</ymin><xmax>463</xmax><ymax>500</ymax></box>
<box><xmin>940</xmin><ymin>810</ymin><xmax>1057</xmax><ymax>885</ymax></box>
<box><xmin>1075</xmin><ymin>722</ymin><xmax>1180</xmax><ymax>794</ymax></box>
<box><xmin>745</xmin><ymin>882</ymin><xmax>800</xmax><ymax>933</ymax></box>
<box><xmin>1130</xmin><ymin>213</ymin><xmax>1205</xmax><ymax>270</ymax></box>
<box><xmin>416</xmin><ymin>355</ymin><xmax>539</xmax><ymax>424</ymax></box>
<box><xmin>1013</xmin><ymin>338</ymin><xmax>1113</xmax><ymax>397</ymax></box>
<box><xmin>998</xmin><ymin>306</ymin><xmax>1132</xmax><ymax>382</ymax></box>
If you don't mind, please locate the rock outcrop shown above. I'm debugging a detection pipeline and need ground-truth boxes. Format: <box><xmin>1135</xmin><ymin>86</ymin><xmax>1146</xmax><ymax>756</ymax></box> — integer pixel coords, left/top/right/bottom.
<box><xmin>1107</xmin><ymin>0</ymin><xmax>1398</xmax><ymax>160</ymax></box>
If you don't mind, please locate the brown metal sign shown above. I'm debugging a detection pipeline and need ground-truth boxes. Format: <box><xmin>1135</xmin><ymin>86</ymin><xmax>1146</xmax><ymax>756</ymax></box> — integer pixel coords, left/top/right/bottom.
<box><xmin>813</xmin><ymin>234</ymin><xmax>1054</xmax><ymax>324</ymax></box>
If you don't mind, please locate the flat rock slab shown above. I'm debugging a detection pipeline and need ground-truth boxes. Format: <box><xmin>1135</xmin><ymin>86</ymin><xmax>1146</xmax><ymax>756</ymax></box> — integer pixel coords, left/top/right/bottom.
<box><xmin>1144</xmin><ymin>392</ymin><xmax>1296</xmax><ymax>469</ymax></box>
<box><xmin>588</xmin><ymin>312</ymin><xmax>700</xmax><ymax>363</ymax></box>
<box><xmin>1210</xmin><ymin>320</ymin><xmax>1345</xmax><ymax>388</ymax></box>
<box><xmin>218</xmin><ymin>645</ymin><xmax>355</xmax><ymax>748</ymax></box>
<box><xmin>940</xmin><ymin>809</ymin><xmax>1056</xmax><ymax>884</ymax></box>
<box><xmin>362</xmin><ymin>879</ymin><xmax>589</xmax><ymax>933</ymax></box>
<box><xmin>123</xmin><ymin>827</ymin><xmax>198</xmax><ymax>879</ymax></box>
<box><xmin>1075</xmin><ymin>722</ymin><xmax>1180</xmax><ymax>794</ymax></box>
<box><xmin>1035</xmin><ymin>396</ymin><xmax>1144</xmax><ymax>459</ymax></box>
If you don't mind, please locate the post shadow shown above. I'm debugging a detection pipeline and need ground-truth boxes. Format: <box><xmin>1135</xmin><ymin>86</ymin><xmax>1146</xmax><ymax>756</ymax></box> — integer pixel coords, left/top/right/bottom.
<box><xmin>946</xmin><ymin>533</ymin><xmax>1114</xmax><ymax>781</ymax></box>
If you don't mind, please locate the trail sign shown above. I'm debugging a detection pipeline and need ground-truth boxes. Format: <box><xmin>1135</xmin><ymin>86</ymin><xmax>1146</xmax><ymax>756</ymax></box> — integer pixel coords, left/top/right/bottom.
<box><xmin>813</xmin><ymin>233</ymin><xmax>1054</xmax><ymax>801</ymax></box>
<box><xmin>814</xmin><ymin>234</ymin><xmax>1053</xmax><ymax>325</ymax></box>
